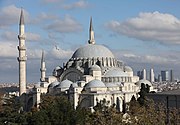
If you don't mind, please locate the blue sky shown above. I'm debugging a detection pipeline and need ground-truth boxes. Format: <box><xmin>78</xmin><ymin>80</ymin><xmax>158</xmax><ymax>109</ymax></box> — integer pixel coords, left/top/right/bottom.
<box><xmin>0</xmin><ymin>0</ymin><xmax>180</xmax><ymax>83</ymax></box>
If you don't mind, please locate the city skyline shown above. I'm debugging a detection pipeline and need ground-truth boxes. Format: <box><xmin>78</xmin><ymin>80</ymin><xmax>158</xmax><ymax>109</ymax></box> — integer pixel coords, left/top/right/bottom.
<box><xmin>0</xmin><ymin>0</ymin><xmax>180</xmax><ymax>83</ymax></box>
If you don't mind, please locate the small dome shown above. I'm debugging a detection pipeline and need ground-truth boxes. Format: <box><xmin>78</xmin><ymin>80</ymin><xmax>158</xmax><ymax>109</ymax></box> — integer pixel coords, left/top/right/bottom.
<box><xmin>124</xmin><ymin>66</ymin><xmax>133</xmax><ymax>72</ymax></box>
<box><xmin>85</xmin><ymin>79</ymin><xmax>106</xmax><ymax>88</ymax></box>
<box><xmin>89</xmin><ymin>65</ymin><xmax>101</xmax><ymax>71</ymax></box>
<box><xmin>104</xmin><ymin>68</ymin><xmax>129</xmax><ymax>77</ymax></box>
<box><xmin>70</xmin><ymin>83</ymin><xmax>78</xmax><ymax>88</ymax></box>
<box><xmin>55</xmin><ymin>66</ymin><xmax>61</xmax><ymax>70</ymax></box>
<box><xmin>72</xmin><ymin>44</ymin><xmax>114</xmax><ymax>59</ymax></box>
<box><xmin>48</xmin><ymin>81</ymin><xmax>60</xmax><ymax>88</ymax></box>
<box><xmin>106</xmin><ymin>83</ymin><xmax>118</xmax><ymax>88</ymax></box>
<box><xmin>135</xmin><ymin>79</ymin><xmax>152</xmax><ymax>87</ymax></box>
<box><xmin>56</xmin><ymin>79</ymin><xmax>73</xmax><ymax>89</ymax></box>
<box><xmin>35</xmin><ymin>82</ymin><xmax>41</xmax><ymax>88</ymax></box>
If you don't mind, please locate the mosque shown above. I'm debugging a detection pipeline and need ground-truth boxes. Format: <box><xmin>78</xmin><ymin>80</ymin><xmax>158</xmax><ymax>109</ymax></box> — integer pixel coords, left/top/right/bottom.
<box><xmin>17</xmin><ymin>9</ymin><xmax>154</xmax><ymax>111</ymax></box>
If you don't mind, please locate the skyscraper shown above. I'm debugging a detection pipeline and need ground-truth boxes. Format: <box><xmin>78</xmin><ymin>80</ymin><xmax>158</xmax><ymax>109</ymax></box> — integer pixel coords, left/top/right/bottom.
<box><xmin>142</xmin><ymin>69</ymin><xmax>146</xmax><ymax>80</ymax></box>
<box><xmin>150</xmin><ymin>68</ymin><xmax>154</xmax><ymax>82</ymax></box>
<box><xmin>137</xmin><ymin>71</ymin><xmax>142</xmax><ymax>79</ymax></box>
<box><xmin>158</xmin><ymin>74</ymin><xmax>162</xmax><ymax>82</ymax></box>
<box><xmin>161</xmin><ymin>70</ymin><xmax>169</xmax><ymax>81</ymax></box>
<box><xmin>170</xmin><ymin>70</ymin><xmax>174</xmax><ymax>82</ymax></box>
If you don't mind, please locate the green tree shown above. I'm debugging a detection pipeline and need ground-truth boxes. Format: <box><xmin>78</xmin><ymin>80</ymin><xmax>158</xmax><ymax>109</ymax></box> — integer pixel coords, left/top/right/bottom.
<box><xmin>137</xmin><ymin>83</ymin><xmax>150</xmax><ymax>106</ymax></box>
<box><xmin>0</xmin><ymin>95</ymin><xmax>27</xmax><ymax>124</ymax></box>
<box><xmin>87</xmin><ymin>99</ymin><xmax>124</xmax><ymax>125</ymax></box>
<box><xmin>27</xmin><ymin>95</ymin><xmax>77</xmax><ymax>125</ymax></box>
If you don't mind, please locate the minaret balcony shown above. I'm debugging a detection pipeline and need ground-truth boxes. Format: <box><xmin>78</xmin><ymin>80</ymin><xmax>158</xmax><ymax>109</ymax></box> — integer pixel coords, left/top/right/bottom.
<box><xmin>18</xmin><ymin>46</ymin><xmax>26</xmax><ymax>50</ymax></box>
<box><xmin>17</xmin><ymin>56</ymin><xmax>27</xmax><ymax>61</ymax></box>
<box><xmin>40</xmin><ymin>68</ymin><xmax>46</xmax><ymax>71</ymax></box>
<box><xmin>18</xmin><ymin>35</ymin><xmax>26</xmax><ymax>40</ymax></box>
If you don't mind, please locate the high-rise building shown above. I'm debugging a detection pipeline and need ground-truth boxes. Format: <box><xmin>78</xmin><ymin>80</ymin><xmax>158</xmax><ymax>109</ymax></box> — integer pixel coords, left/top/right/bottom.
<box><xmin>158</xmin><ymin>74</ymin><xmax>162</xmax><ymax>82</ymax></box>
<box><xmin>161</xmin><ymin>70</ymin><xmax>169</xmax><ymax>81</ymax></box>
<box><xmin>150</xmin><ymin>68</ymin><xmax>154</xmax><ymax>82</ymax></box>
<box><xmin>142</xmin><ymin>69</ymin><xmax>146</xmax><ymax>80</ymax></box>
<box><xmin>17</xmin><ymin>9</ymin><xmax>27</xmax><ymax>95</ymax></box>
<box><xmin>137</xmin><ymin>71</ymin><xmax>142</xmax><ymax>79</ymax></box>
<box><xmin>170</xmin><ymin>70</ymin><xmax>174</xmax><ymax>82</ymax></box>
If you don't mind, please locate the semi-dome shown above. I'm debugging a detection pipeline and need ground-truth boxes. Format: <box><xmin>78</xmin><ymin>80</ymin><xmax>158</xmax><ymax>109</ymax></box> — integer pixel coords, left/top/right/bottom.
<box><xmin>56</xmin><ymin>79</ymin><xmax>73</xmax><ymax>89</ymax></box>
<box><xmin>104</xmin><ymin>68</ymin><xmax>129</xmax><ymax>77</ymax></box>
<box><xmin>71</xmin><ymin>44</ymin><xmax>114</xmax><ymax>59</ymax></box>
<box><xmin>48</xmin><ymin>81</ymin><xmax>60</xmax><ymax>88</ymax></box>
<box><xmin>85</xmin><ymin>79</ymin><xmax>106</xmax><ymax>88</ymax></box>
<box><xmin>124</xmin><ymin>66</ymin><xmax>133</xmax><ymax>72</ymax></box>
<box><xmin>70</xmin><ymin>83</ymin><xmax>78</xmax><ymax>88</ymax></box>
<box><xmin>135</xmin><ymin>79</ymin><xmax>152</xmax><ymax>87</ymax></box>
<box><xmin>54</xmin><ymin>66</ymin><xmax>61</xmax><ymax>70</ymax></box>
<box><xmin>35</xmin><ymin>82</ymin><xmax>41</xmax><ymax>88</ymax></box>
<box><xmin>89</xmin><ymin>65</ymin><xmax>101</xmax><ymax>71</ymax></box>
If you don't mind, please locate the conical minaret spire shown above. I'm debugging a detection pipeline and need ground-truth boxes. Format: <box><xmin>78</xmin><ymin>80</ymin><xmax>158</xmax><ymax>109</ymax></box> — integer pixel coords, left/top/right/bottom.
<box><xmin>19</xmin><ymin>8</ymin><xmax>24</xmax><ymax>25</ymax></box>
<box><xmin>40</xmin><ymin>50</ymin><xmax>46</xmax><ymax>82</ymax></box>
<box><xmin>88</xmin><ymin>17</ymin><xmax>95</xmax><ymax>44</ymax></box>
<box><xmin>17</xmin><ymin>8</ymin><xmax>27</xmax><ymax>95</ymax></box>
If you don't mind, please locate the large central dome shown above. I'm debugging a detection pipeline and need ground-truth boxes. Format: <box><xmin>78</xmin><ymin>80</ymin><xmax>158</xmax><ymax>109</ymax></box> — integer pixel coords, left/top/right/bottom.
<box><xmin>71</xmin><ymin>44</ymin><xmax>115</xmax><ymax>59</ymax></box>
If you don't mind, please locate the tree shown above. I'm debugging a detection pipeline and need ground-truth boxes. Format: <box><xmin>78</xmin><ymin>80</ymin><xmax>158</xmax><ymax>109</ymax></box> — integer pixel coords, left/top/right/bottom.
<box><xmin>27</xmin><ymin>95</ymin><xmax>77</xmax><ymax>125</ymax></box>
<box><xmin>87</xmin><ymin>99</ymin><xmax>124</xmax><ymax>125</ymax></box>
<box><xmin>137</xmin><ymin>83</ymin><xmax>150</xmax><ymax>106</ymax></box>
<box><xmin>0</xmin><ymin>95</ymin><xmax>27</xmax><ymax>124</ymax></box>
<box><xmin>0</xmin><ymin>93</ymin><xmax>4</xmax><ymax>112</ymax></box>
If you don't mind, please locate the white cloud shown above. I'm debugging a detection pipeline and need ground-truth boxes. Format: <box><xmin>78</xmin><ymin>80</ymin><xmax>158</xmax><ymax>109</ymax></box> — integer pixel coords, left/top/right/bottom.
<box><xmin>45</xmin><ymin>15</ymin><xmax>83</xmax><ymax>33</ymax></box>
<box><xmin>43</xmin><ymin>0</ymin><xmax>60</xmax><ymax>3</ymax></box>
<box><xmin>63</xmin><ymin>0</ymin><xmax>90</xmax><ymax>10</ymax></box>
<box><xmin>106</xmin><ymin>11</ymin><xmax>180</xmax><ymax>44</ymax></box>
<box><xmin>27</xmin><ymin>49</ymin><xmax>42</xmax><ymax>59</ymax></box>
<box><xmin>26</xmin><ymin>32</ymin><xmax>41</xmax><ymax>42</ymax></box>
<box><xmin>26</xmin><ymin>45</ymin><xmax>73</xmax><ymax>60</ymax></box>
<box><xmin>0</xmin><ymin>42</ymin><xmax>17</xmax><ymax>58</ymax></box>
<box><xmin>40</xmin><ymin>0</ymin><xmax>90</xmax><ymax>10</ymax></box>
<box><xmin>114</xmin><ymin>50</ymin><xmax>180</xmax><ymax>66</ymax></box>
<box><xmin>0</xmin><ymin>5</ymin><xmax>30</xmax><ymax>28</ymax></box>
<box><xmin>38</xmin><ymin>12</ymin><xmax>58</xmax><ymax>21</ymax></box>
<box><xmin>0</xmin><ymin>31</ymin><xmax>41</xmax><ymax>42</ymax></box>
<box><xmin>0</xmin><ymin>31</ymin><xmax>17</xmax><ymax>41</ymax></box>
<box><xmin>49</xmin><ymin>46</ymin><xmax>73</xmax><ymax>59</ymax></box>
<box><xmin>112</xmin><ymin>50</ymin><xmax>180</xmax><ymax>79</ymax></box>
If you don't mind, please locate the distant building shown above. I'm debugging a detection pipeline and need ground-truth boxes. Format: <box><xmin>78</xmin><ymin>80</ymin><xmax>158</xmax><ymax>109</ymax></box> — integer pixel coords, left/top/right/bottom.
<box><xmin>150</xmin><ymin>68</ymin><xmax>154</xmax><ymax>82</ymax></box>
<box><xmin>142</xmin><ymin>69</ymin><xmax>146</xmax><ymax>80</ymax></box>
<box><xmin>158</xmin><ymin>74</ymin><xmax>162</xmax><ymax>82</ymax></box>
<box><xmin>161</xmin><ymin>70</ymin><xmax>169</xmax><ymax>81</ymax></box>
<box><xmin>170</xmin><ymin>70</ymin><xmax>174</xmax><ymax>82</ymax></box>
<box><xmin>137</xmin><ymin>71</ymin><xmax>142</xmax><ymax>79</ymax></box>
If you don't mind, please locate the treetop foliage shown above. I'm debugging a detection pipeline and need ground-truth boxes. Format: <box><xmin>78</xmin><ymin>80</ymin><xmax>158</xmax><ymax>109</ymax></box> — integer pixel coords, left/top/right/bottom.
<box><xmin>0</xmin><ymin>93</ymin><xmax>179</xmax><ymax>125</ymax></box>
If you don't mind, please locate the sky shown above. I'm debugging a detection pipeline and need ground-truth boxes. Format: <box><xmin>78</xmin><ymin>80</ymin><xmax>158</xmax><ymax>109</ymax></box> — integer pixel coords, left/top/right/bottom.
<box><xmin>0</xmin><ymin>0</ymin><xmax>180</xmax><ymax>83</ymax></box>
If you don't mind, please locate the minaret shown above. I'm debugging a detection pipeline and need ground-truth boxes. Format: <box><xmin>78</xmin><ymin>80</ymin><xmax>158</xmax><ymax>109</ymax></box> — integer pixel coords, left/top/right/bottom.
<box><xmin>40</xmin><ymin>50</ymin><xmax>46</xmax><ymax>82</ymax></box>
<box><xmin>88</xmin><ymin>17</ymin><xmax>95</xmax><ymax>44</ymax></box>
<box><xmin>17</xmin><ymin>9</ymin><xmax>27</xmax><ymax>95</ymax></box>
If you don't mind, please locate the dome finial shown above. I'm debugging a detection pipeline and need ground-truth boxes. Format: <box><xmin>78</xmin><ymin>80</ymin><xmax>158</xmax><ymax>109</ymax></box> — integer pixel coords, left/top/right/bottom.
<box><xmin>88</xmin><ymin>17</ymin><xmax>95</xmax><ymax>44</ymax></box>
